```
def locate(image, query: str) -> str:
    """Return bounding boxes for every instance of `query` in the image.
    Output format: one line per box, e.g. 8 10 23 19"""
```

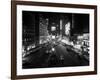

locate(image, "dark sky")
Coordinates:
73 14 89 34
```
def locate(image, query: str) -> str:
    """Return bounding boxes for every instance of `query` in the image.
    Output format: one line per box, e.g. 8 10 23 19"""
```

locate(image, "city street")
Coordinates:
23 42 89 69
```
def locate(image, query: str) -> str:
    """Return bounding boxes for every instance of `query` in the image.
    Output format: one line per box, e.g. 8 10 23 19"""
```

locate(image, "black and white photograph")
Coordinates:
22 11 90 69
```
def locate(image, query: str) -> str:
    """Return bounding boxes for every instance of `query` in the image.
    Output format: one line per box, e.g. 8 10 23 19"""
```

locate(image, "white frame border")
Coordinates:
17 5 95 75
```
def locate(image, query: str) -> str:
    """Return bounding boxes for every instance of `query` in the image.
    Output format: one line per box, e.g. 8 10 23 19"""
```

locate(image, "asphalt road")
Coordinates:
23 42 89 69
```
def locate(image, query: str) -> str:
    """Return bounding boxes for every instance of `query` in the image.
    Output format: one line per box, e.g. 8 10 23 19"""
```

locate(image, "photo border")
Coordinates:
11 1 97 80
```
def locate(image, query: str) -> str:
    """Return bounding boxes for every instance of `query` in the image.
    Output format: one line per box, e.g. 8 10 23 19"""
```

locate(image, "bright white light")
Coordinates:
32 45 35 48
61 39 69 45
27 47 30 51
52 48 55 51
51 26 56 31
65 22 70 35
77 36 83 39
52 35 55 39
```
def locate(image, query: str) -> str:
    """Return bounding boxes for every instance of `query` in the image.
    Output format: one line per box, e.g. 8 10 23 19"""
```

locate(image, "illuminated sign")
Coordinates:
51 26 56 31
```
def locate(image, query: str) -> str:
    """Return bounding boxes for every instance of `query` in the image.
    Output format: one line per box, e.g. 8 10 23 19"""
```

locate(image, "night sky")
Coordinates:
73 14 89 34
